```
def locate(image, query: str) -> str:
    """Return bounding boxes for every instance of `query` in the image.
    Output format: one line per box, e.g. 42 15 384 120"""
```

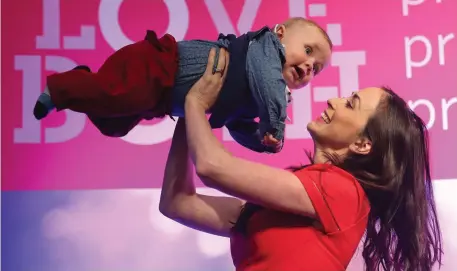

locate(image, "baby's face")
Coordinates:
276 24 332 90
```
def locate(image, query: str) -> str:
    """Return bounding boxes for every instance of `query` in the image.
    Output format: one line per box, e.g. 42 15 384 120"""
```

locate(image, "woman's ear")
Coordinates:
349 137 372 155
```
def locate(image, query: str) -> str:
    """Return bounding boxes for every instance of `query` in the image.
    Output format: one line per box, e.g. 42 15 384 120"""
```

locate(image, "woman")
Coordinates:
159 48 443 270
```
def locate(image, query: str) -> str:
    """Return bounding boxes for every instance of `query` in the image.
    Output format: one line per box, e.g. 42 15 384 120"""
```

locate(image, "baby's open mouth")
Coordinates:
294 66 304 80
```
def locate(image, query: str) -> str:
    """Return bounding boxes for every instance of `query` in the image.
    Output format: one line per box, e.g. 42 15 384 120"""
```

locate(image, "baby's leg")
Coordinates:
33 31 179 121
34 65 90 119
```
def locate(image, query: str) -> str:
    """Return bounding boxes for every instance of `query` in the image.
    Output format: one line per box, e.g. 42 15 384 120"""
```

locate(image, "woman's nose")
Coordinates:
327 98 336 109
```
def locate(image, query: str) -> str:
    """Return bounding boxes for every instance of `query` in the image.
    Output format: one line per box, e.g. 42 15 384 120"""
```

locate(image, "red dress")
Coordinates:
230 164 370 271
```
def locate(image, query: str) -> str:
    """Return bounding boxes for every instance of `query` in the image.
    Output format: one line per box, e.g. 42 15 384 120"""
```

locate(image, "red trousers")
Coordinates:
47 30 179 137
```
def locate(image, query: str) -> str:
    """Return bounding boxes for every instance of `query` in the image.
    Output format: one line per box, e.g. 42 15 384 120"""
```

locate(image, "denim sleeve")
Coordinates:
225 117 283 153
245 32 288 141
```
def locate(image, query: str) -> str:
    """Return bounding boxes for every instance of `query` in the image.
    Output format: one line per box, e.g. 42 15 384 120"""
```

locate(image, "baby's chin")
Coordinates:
284 77 297 89
286 81 307 90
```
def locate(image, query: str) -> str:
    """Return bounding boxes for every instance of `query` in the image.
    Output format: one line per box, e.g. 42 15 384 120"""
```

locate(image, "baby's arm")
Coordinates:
245 32 288 143
225 117 283 153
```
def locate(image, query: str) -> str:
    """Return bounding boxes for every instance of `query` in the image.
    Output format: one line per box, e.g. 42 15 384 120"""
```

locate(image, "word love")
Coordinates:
37 0 307 51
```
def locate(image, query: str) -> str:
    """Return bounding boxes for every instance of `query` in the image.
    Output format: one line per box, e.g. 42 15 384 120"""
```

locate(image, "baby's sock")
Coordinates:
33 85 55 120
33 65 91 120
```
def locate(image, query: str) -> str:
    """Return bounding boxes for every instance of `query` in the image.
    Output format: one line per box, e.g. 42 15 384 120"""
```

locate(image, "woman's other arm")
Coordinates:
159 118 244 237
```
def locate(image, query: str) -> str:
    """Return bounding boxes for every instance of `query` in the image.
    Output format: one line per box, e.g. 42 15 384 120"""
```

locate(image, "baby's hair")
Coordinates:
283 17 333 50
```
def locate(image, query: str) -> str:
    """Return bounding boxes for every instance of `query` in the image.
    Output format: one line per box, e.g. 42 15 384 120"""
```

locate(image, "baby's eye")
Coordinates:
305 46 313 55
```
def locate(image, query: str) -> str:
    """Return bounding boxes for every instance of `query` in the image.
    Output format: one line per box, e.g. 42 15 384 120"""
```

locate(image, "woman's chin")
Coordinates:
307 118 326 130
306 121 317 135
307 120 328 142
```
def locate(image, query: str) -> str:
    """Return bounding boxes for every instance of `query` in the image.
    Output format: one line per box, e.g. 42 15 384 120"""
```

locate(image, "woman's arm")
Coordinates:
185 48 317 218
159 118 244 237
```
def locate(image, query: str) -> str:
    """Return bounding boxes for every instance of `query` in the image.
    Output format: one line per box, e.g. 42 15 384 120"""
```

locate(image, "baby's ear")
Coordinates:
274 24 286 39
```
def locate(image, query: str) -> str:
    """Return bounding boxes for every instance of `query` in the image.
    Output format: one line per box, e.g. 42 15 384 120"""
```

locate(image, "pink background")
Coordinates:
2 0 456 191
2 1 457 270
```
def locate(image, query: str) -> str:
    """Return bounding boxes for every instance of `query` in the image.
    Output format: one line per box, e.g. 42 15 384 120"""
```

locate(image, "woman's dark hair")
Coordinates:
233 87 443 271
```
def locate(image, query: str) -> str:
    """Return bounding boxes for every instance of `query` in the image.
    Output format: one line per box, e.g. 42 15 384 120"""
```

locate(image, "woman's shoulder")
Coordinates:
293 164 370 233
293 164 366 200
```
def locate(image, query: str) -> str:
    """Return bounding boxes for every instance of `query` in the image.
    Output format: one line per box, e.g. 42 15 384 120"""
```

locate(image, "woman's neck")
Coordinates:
313 147 329 164
313 146 347 164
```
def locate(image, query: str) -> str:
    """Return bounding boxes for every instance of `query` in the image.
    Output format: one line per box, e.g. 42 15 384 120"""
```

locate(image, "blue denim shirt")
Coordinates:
171 28 288 153
245 31 287 146
223 30 287 153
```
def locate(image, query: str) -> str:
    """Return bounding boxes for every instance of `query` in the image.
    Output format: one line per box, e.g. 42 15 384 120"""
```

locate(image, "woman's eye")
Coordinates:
346 100 353 108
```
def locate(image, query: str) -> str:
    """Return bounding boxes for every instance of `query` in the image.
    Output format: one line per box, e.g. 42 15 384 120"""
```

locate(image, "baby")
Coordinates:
34 17 332 153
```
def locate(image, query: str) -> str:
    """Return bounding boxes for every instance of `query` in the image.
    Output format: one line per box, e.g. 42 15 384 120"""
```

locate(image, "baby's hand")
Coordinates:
262 133 283 153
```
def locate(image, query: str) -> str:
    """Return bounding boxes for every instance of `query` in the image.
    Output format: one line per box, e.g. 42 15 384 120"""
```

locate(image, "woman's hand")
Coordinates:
185 47 230 111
